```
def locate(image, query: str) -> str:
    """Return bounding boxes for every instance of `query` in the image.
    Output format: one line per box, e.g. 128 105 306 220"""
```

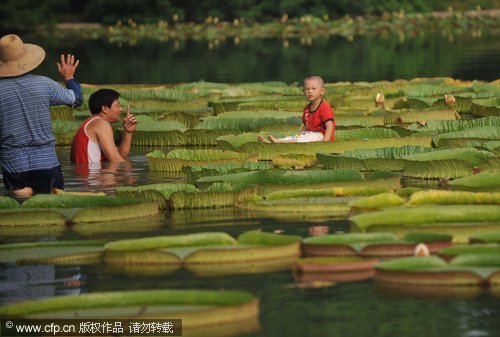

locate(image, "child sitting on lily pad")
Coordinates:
258 76 335 143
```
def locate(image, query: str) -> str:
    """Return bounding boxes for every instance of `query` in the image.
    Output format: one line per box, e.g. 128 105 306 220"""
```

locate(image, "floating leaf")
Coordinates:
351 205 500 231
105 232 236 251
384 109 459 125
349 192 405 209
0 240 106 263
449 172 500 192
402 159 474 179
402 148 495 166
0 196 20 209
0 289 259 331
408 190 500 205
432 126 500 148
237 230 302 245
0 209 67 227
72 202 160 223
440 244 500 257
116 183 199 209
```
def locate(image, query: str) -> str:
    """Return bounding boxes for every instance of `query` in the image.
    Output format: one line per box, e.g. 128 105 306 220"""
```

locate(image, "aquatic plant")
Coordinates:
449 171 500 191
105 232 236 251
407 190 500 205
146 149 254 171
375 255 500 286
0 240 106 264
351 205 500 230
349 192 406 209
302 232 451 257
20 194 161 223
0 289 260 333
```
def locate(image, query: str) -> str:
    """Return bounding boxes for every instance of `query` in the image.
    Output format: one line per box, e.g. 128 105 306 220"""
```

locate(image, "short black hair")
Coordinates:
88 88 120 115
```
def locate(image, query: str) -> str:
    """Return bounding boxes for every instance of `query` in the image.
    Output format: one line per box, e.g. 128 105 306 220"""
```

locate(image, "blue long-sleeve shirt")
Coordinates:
0 74 83 172
65 78 83 108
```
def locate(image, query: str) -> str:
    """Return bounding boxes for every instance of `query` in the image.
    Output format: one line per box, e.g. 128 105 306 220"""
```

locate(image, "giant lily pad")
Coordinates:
197 169 364 191
115 183 199 209
408 190 500 205
183 231 302 276
375 255 500 286
432 126 500 148
302 232 397 257
349 192 406 210
146 149 254 172
21 194 161 223
384 109 459 125
469 232 500 244
169 188 256 209
72 213 165 237
241 198 352 220
0 289 260 334
302 232 451 257
350 205 500 230
0 240 106 265
295 256 378 272
234 137 433 160
449 172 500 192
0 209 67 227
439 244 500 258
105 232 236 251
294 256 379 283
0 196 19 209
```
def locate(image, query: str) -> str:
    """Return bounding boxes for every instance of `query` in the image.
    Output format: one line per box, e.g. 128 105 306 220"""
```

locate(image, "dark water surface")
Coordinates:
30 33 500 84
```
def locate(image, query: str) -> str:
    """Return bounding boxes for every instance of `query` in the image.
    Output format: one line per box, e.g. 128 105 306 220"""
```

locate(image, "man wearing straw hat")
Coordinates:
0 34 83 199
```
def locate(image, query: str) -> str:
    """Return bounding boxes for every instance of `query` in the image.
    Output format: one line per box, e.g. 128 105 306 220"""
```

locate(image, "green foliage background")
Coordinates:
1 0 498 32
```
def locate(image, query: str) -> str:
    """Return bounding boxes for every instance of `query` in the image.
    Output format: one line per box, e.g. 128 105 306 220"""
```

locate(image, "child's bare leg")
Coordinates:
257 135 271 143
445 94 456 107
268 135 296 143
375 93 386 110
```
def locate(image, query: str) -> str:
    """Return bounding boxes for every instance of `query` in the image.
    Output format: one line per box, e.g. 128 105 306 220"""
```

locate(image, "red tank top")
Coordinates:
70 116 105 163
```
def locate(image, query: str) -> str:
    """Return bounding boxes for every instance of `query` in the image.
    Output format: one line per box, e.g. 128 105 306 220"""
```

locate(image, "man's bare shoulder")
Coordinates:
86 117 113 141
90 118 112 131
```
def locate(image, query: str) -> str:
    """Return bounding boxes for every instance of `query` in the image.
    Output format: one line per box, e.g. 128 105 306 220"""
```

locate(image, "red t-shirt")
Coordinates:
302 100 335 141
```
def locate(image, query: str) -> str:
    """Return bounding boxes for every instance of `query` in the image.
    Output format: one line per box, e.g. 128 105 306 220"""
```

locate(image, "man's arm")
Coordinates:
65 79 83 107
118 132 133 160
118 106 137 159
94 120 125 162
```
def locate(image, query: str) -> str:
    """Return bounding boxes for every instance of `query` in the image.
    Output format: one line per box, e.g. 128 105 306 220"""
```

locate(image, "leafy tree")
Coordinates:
0 0 68 33
0 0 498 32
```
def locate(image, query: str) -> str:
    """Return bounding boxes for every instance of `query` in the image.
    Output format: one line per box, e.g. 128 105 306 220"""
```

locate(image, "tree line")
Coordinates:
1 0 497 33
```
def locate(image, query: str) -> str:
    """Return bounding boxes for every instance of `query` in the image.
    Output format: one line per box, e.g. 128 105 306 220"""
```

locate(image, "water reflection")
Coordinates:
32 33 500 84
71 161 137 193
0 264 84 303
71 213 167 239
58 146 174 195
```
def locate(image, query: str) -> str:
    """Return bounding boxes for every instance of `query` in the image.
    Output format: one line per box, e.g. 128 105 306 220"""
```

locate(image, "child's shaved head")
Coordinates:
304 76 324 87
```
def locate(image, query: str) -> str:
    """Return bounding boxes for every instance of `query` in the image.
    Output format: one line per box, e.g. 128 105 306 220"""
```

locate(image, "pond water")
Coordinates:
30 33 500 84
2 147 500 337
1 32 500 337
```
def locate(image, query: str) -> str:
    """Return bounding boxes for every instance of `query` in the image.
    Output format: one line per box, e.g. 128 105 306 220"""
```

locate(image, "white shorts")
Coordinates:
278 131 324 143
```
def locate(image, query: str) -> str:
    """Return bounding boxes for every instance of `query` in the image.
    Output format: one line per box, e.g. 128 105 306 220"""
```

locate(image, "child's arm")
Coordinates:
323 120 334 141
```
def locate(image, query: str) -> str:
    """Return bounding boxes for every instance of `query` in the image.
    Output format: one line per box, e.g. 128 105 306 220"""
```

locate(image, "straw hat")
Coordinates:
0 34 45 77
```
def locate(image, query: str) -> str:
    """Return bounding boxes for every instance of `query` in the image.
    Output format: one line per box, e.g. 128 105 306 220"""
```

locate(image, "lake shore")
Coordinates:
40 8 500 42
